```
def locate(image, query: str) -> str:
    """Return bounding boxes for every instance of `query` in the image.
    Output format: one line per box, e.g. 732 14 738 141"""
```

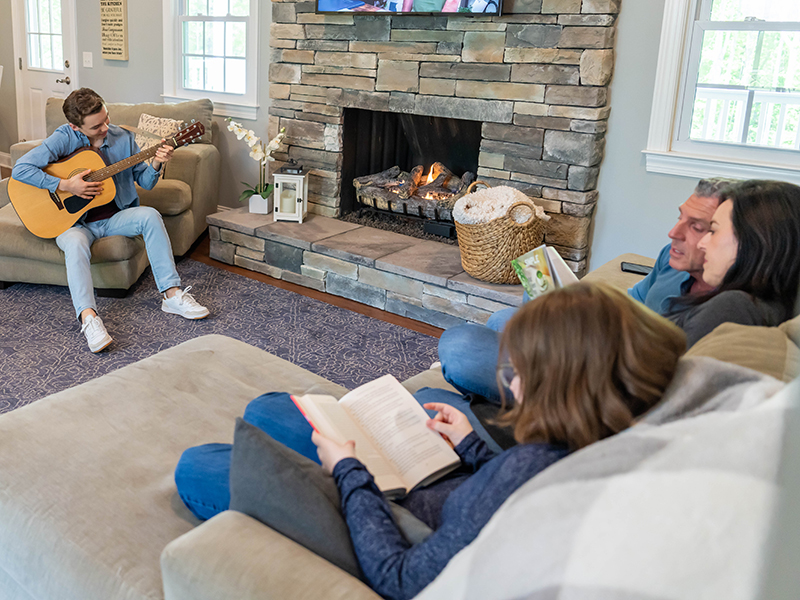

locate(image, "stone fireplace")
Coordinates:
267 0 619 275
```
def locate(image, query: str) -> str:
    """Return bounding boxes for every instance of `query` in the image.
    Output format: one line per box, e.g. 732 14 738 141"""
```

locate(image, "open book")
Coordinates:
291 375 460 498
512 244 579 299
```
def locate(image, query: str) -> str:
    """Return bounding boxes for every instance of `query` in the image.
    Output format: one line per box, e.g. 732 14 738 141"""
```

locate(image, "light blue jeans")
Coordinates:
55 206 181 319
437 305 519 404
174 387 502 521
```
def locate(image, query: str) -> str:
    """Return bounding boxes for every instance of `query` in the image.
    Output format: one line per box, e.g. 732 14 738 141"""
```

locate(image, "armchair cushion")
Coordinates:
138 179 192 216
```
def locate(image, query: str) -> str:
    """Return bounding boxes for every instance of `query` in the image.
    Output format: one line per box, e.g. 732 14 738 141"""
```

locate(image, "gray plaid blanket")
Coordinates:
417 357 792 600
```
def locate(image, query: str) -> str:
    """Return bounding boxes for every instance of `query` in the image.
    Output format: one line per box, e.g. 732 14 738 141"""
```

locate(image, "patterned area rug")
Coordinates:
0 259 439 414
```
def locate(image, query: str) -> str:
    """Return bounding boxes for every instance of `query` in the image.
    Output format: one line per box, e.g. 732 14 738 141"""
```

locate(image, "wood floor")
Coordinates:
188 233 444 339
1 166 10 179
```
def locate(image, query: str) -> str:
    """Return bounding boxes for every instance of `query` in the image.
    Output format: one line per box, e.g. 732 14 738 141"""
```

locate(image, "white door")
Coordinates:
11 0 77 141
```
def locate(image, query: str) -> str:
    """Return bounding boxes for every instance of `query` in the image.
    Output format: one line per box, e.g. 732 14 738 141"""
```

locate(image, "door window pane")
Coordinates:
38 0 51 34
28 34 41 68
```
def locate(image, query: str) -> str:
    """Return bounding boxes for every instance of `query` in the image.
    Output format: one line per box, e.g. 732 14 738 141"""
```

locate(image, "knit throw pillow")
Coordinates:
134 113 182 168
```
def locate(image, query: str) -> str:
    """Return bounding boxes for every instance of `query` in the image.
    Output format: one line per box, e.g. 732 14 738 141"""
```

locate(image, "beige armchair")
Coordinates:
0 98 220 295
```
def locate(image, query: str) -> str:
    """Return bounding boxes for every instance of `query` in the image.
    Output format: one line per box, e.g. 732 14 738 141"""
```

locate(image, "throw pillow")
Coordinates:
134 113 182 168
228 418 363 578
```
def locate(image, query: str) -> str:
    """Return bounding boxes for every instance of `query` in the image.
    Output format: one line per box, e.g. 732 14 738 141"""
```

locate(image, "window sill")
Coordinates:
643 150 800 186
162 95 258 120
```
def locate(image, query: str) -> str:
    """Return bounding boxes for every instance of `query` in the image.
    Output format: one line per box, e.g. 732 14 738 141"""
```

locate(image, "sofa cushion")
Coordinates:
45 98 215 144
138 179 192 216
229 418 363 578
686 318 800 383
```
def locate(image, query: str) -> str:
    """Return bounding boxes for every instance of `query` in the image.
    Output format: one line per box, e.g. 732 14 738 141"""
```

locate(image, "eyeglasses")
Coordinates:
496 363 517 389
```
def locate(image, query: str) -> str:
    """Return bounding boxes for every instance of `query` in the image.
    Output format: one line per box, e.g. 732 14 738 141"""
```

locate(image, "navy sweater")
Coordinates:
332 432 569 600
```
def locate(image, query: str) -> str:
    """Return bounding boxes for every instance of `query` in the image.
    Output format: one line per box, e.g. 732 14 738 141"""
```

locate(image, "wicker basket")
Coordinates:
454 182 547 284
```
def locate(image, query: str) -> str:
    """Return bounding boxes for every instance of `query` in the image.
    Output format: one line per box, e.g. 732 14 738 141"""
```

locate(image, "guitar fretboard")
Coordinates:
84 143 169 182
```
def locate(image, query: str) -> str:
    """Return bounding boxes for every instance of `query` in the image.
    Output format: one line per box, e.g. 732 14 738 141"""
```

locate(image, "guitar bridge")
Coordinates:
49 191 65 211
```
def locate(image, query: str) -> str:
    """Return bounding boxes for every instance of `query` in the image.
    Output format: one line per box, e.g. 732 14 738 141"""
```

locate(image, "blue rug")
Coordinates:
0 259 439 413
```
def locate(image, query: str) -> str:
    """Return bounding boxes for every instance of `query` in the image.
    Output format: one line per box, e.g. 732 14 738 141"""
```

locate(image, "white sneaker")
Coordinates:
81 315 113 353
161 286 210 320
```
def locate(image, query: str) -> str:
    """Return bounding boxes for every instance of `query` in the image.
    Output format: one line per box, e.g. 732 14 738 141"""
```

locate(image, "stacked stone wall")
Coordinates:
268 0 620 274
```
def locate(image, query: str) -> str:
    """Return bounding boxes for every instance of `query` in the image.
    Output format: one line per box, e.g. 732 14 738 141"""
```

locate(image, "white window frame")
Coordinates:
162 0 259 119
644 0 800 185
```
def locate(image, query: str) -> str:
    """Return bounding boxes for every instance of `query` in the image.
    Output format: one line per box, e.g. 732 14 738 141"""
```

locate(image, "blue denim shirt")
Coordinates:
11 123 161 212
628 243 694 315
333 432 570 600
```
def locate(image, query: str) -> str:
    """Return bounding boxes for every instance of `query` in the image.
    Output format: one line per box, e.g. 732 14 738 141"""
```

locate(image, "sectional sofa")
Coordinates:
0 261 796 600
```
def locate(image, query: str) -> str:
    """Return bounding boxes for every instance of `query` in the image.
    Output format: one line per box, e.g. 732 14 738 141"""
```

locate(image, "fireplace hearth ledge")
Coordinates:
207 208 523 328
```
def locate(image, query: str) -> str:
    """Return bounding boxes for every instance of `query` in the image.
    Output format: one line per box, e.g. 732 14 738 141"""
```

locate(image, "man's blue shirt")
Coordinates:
11 123 160 212
628 243 694 314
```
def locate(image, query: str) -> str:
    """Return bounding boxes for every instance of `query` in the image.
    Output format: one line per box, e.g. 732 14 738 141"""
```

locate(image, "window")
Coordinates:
163 0 259 119
645 0 800 184
26 0 63 70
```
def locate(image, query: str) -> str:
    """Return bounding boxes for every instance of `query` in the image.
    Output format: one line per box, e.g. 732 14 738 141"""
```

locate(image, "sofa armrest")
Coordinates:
164 143 221 240
583 252 655 290
11 140 43 165
161 510 379 600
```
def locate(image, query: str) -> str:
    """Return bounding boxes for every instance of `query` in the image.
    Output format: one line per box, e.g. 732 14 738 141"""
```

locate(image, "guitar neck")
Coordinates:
84 143 170 182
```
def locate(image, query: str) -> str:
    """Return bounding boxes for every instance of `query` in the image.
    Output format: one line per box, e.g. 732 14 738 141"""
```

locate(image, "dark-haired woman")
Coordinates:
175 283 685 600
668 180 800 348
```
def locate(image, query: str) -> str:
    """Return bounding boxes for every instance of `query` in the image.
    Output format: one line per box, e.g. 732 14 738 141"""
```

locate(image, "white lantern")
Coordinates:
273 168 309 223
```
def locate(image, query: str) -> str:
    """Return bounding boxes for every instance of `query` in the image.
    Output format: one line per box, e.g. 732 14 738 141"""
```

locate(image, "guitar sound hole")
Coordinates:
64 195 92 214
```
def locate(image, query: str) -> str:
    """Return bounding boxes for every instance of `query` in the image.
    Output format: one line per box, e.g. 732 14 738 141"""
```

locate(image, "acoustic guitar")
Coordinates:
7 121 205 239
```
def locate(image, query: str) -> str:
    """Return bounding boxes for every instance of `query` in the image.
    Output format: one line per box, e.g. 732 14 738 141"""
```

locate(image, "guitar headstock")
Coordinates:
170 121 206 147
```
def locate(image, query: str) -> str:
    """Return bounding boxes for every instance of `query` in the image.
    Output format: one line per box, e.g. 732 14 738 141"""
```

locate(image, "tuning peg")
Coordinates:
191 119 196 124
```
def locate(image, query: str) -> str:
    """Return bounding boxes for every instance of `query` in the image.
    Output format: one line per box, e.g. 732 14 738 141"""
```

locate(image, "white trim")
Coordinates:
216 204 233 212
162 95 258 120
646 0 695 152
0 152 12 169
643 150 800 185
162 0 259 119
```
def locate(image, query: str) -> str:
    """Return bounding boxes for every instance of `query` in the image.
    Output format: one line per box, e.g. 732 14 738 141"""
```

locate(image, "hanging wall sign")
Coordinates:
100 0 129 61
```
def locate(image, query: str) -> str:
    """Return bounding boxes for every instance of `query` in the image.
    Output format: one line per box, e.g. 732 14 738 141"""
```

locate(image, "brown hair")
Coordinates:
497 282 685 450
63 88 105 127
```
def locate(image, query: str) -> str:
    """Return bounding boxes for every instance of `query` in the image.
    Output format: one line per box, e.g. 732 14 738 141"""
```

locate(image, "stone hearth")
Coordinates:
208 208 523 328
267 0 619 276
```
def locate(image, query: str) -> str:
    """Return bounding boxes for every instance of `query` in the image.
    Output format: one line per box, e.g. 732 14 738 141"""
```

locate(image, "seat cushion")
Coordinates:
0 204 144 264
138 179 192 216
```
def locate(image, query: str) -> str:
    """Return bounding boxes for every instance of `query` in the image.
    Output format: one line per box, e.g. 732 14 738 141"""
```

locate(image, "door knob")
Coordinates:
56 77 71 84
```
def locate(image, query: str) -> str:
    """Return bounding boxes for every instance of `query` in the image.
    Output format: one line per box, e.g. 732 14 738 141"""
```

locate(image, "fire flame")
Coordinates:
425 166 435 184
425 193 434 200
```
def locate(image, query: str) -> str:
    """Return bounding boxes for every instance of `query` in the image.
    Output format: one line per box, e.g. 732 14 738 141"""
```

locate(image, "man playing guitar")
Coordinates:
12 88 209 353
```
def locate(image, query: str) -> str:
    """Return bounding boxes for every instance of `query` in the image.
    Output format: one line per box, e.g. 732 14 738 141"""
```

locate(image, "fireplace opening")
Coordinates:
340 109 482 240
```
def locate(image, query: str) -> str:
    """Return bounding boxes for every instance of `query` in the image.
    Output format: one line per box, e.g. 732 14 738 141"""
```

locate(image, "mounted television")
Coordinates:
317 0 501 16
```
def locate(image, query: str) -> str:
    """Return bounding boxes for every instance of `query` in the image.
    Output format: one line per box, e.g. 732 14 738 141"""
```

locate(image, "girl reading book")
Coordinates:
175 282 685 600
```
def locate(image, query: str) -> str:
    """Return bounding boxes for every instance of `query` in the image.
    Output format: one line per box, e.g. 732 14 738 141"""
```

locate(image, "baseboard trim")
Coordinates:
0 152 11 169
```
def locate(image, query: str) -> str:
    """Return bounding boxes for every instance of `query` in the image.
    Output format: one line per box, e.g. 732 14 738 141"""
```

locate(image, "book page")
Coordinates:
292 395 405 494
340 375 459 491
546 246 579 288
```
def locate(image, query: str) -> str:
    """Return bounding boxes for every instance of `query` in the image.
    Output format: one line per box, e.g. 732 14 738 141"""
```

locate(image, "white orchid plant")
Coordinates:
226 118 287 203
